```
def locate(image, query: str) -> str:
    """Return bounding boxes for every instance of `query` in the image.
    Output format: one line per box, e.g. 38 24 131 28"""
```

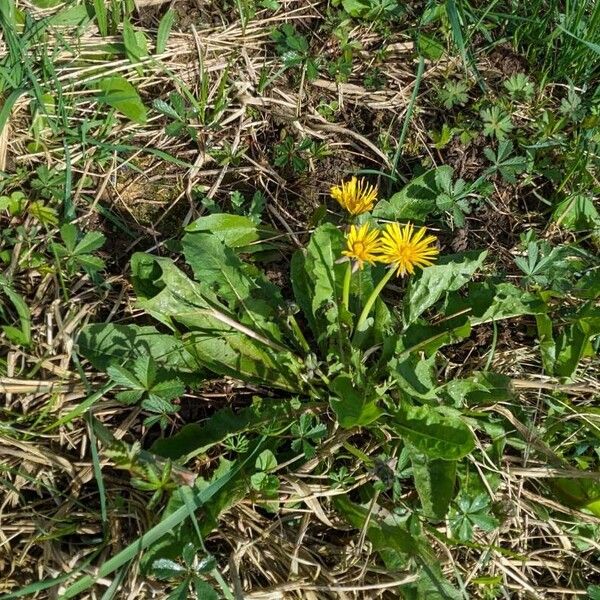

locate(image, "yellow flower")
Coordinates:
331 177 378 215
379 222 439 277
342 223 381 268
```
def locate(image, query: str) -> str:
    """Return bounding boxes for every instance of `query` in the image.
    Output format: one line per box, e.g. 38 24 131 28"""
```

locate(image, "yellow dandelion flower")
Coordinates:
379 222 439 277
342 223 381 268
331 177 378 215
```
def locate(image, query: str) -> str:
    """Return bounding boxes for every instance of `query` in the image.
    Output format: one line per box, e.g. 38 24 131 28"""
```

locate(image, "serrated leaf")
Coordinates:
151 558 187 580
107 364 144 389
60 223 78 252
373 167 453 222
183 331 300 392
185 214 261 248
73 231 106 256
255 449 277 472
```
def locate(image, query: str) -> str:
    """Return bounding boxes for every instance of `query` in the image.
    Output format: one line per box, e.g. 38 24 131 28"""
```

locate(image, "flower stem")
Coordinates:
342 261 352 312
355 267 395 333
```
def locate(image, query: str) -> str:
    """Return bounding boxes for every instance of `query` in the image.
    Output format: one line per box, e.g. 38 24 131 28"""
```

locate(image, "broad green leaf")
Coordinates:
94 0 108 36
439 372 513 406
409 447 456 520
60 223 78 252
185 214 261 248
183 331 301 392
95 76 147 124
329 374 382 428
551 478 600 518
373 166 453 222
130 253 224 330
182 232 254 306
123 18 148 65
553 195 600 232
77 323 198 375
305 223 345 316
555 308 600 378
444 282 547 325
392 404 475 460
404 250 487 324
535 313 556 375
290 250 319 338
255 449 277 472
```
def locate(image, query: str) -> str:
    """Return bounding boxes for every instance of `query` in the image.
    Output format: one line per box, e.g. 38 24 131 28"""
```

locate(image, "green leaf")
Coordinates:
106 364 144 390
29 201 58 226
93 0 108 36
553 195 600 232
77 323 198 376
60 223 78 252
156 9 175 54
123 18 148 64
181 232 253 306
373 167 453 222
0 275 31 347
185 214 261 248
290 250 319 339
194 581 219 600
74 231 106 256
305 223 345 315
409 447 456 520
255 449 277 472
392 404 475 460
404 250 487 324
329 374 382 428
183 331 300 392
151 558 186 580
555 309 600 379
95 76 147 124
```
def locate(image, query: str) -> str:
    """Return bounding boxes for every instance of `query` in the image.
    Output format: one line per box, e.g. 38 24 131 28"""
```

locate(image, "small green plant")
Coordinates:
151 543 220 600
483 140 528 183
503 73 535 101
273 134 329 173
50 223 106 279
107 355 185 430
438 80 469 109
449 493 498 541
337 0 403 21
271 24 319 81
480 106 514 140
154 93 198 140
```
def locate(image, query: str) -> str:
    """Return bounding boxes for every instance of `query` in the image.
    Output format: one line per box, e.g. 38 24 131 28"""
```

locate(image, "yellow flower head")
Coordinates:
342 223 381 268
331 177 378 215
379 222 439 277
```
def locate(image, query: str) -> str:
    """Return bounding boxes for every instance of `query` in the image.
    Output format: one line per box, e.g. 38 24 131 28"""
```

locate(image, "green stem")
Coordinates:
342 261 352 312
355 268 395 334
